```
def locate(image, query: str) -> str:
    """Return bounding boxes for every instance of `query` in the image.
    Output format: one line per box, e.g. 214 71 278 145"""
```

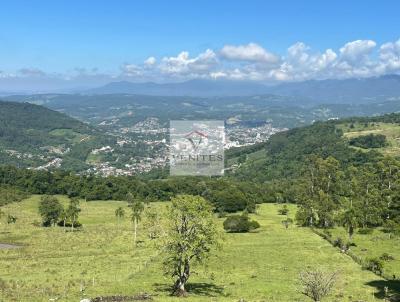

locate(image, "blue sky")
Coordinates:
0 0 399 90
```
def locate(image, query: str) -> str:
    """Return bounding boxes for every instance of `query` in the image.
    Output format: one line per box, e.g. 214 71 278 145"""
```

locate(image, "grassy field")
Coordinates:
338 122 400 156
328 226 400 278
0 197 392 301
49 129 90 144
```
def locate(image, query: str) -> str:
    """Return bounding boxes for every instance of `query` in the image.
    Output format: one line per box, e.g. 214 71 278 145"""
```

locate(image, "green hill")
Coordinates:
0 101 113 170
228 113 400 182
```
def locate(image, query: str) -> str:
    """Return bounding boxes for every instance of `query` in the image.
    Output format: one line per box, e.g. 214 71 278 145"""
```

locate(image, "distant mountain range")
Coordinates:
267 74 400 103
86 79 272 97
87 75 400 103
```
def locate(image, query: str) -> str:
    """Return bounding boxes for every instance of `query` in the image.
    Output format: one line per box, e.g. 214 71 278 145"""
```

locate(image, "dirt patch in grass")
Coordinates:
0 243 21 249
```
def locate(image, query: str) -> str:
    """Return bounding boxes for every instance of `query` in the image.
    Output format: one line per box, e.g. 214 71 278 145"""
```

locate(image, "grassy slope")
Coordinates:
338 121 400 156
328 226 400 278
0 198 387 302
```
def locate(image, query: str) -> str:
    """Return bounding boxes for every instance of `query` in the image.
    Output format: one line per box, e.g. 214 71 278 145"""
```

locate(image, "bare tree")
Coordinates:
299 269 338 302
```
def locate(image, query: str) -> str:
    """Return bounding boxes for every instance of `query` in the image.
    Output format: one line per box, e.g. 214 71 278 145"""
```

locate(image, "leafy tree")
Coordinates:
296 156 344 228
66 197 81 231
163 195 219 296
38 195 63 226
338 203 360 241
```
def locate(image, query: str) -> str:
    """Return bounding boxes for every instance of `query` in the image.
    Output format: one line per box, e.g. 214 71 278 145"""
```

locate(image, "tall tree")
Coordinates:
115 207 125 224
128 194 144 246
338 200 360 241
66 197 81 231
38 195 63 227
296 156 343 227
163 195 219 296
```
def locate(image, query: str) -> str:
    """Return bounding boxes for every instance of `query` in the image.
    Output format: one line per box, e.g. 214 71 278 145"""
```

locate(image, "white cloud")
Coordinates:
220 43 280 64
121 63 143 77
144 56 156 66
2 38 400 90
339 40 376 64
379 39 400 72
160 49 217 76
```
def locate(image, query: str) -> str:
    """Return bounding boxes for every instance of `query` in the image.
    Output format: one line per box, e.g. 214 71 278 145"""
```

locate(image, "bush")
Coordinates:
333 237 344 248
323 229 332 237
299 269 338 302
358 228 374 235
223 214 260 233
363 257 384 275
282 218 294 229
380 253 395 261
382 220 400 237
278 205 289 215
332 237 353 251
56 221 82 228
295 207 316 227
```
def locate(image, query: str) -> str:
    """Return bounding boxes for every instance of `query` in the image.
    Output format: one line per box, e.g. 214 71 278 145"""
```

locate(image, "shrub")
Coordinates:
282 218 294 229
382 220 399 237
278 205 289 215
323 229 332 237
333 237 344 248
295 207 316 227
249 220 261 230
223 214 260 233
299 269 338 302
245 200 257 214
363 258 384 275
56 221 82 228
380 253 395 261
358 228 374 235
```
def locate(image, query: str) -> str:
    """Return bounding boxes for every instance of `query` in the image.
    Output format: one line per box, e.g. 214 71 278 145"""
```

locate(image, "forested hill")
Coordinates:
229 112 400 182
0 101 112 170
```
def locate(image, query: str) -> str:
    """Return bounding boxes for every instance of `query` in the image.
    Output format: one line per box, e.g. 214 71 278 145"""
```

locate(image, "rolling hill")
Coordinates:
228 112 400 182
0 101 113 170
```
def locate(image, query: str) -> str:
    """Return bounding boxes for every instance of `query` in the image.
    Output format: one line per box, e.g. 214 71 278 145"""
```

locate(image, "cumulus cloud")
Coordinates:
339 40 376 64
379 39 400 72
144 56 156 66
2 38 400 91
220 43 280 64
159 49 217 76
